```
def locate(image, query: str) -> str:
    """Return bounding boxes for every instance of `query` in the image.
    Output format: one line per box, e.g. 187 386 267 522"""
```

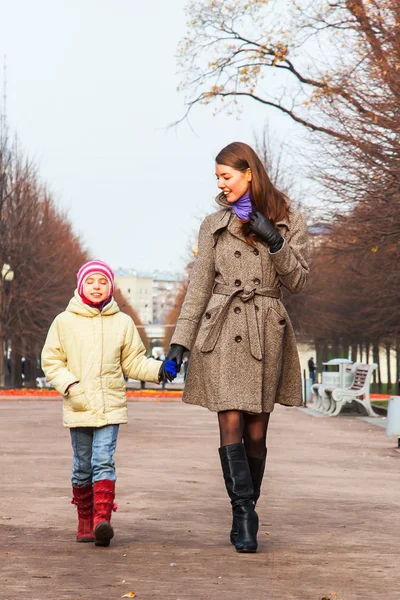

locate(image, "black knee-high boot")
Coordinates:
219 443 258 553
230 449 267 545
248 449 267 504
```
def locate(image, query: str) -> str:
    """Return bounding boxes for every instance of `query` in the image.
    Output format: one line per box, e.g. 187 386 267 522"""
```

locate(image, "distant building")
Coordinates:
152 271 185 324
114 269 184 324
114 269 153 324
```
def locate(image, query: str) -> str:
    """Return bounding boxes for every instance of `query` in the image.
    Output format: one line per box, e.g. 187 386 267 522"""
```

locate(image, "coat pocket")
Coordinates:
105 376 126 410
195 304 224 352
264 308 287 361
262 308 287 399
268 308 287 331
66 382 89 412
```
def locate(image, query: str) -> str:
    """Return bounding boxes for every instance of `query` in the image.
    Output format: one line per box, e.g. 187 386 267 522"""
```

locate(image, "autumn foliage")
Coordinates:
0 138 147 387
178 1 400 389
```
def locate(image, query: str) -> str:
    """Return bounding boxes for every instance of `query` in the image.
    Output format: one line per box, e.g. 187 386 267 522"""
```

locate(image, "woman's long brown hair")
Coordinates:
215 141 290 242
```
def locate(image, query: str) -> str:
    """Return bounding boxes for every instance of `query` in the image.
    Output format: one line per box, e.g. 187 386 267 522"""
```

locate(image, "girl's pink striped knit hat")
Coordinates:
77 260 114 297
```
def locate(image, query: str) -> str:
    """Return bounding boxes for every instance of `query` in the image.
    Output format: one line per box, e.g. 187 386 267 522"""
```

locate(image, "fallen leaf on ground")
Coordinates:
265 531 270 536
121 593 136 598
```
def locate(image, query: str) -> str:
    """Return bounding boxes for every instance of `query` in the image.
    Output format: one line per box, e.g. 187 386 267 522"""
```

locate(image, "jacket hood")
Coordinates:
66 289 120 317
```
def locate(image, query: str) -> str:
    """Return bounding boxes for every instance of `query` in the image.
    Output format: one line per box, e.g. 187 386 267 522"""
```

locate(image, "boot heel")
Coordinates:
94 521 114 547
233 504 258 553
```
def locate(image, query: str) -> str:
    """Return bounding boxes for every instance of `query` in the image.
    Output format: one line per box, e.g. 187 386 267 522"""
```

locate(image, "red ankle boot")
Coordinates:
71 484 95 543
93 479 117 547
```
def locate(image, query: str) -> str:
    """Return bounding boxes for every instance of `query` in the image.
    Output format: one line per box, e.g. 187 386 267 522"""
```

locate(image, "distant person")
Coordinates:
166 142 309 553
41 260 176 547
308 357 316 384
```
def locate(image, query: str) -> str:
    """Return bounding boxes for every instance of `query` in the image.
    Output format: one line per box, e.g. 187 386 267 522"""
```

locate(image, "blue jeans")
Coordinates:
70 425 119 487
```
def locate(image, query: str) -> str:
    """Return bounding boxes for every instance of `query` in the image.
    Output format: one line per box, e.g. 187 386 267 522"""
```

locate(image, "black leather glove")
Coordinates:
165 344 187 373
248 211 284 253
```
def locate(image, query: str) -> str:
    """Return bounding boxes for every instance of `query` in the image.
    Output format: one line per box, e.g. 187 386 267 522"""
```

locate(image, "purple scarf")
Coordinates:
231 191 252 221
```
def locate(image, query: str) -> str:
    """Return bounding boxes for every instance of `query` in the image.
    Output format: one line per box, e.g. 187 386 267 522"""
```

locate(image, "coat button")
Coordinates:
205 312 211 319
235 279 241 286
255 305 259 312
234 307 241 314
235 335 242 343
279 318 286 325
234 251 241 258
254 278 261 285
253 248 259 256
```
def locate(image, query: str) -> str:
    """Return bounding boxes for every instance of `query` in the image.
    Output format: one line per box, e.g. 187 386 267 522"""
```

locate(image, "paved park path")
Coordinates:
0 400 399 600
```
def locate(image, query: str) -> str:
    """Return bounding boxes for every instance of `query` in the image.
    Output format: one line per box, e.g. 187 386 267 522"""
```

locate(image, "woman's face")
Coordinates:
83 273 110 303
216 163 251 203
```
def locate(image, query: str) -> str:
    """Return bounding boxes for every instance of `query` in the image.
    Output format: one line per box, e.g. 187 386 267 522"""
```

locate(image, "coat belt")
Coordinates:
201 283 282 361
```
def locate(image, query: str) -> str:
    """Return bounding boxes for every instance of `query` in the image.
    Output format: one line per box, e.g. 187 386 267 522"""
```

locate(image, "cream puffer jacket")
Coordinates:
41 291 161 428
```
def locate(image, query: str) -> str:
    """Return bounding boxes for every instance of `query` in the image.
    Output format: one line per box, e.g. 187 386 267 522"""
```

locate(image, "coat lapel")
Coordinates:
227 214 249 244
209 209 232 247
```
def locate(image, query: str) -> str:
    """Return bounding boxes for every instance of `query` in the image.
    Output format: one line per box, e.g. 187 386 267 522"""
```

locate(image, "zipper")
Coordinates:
99 312 105 409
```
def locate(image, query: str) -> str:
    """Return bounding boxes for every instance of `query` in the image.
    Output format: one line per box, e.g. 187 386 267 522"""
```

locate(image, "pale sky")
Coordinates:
0 0 305 273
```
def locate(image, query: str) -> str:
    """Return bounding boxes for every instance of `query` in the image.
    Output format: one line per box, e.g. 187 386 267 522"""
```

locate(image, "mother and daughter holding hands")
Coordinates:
42 141 309 553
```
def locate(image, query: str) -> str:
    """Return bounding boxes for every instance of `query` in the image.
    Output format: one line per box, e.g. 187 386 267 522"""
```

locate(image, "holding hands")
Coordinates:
248 211 284 253
158 343 189 383
158 359 178 383
165 344 187 372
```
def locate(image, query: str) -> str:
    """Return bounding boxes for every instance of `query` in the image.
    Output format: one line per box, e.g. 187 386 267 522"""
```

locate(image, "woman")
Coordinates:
166 142 309 553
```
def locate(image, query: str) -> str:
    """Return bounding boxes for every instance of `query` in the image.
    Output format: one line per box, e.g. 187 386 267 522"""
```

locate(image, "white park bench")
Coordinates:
329 363 378 417
311 361 359 414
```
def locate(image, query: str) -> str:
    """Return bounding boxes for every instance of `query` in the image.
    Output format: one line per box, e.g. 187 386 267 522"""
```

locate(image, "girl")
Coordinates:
166 142 309 553
42 260 176 547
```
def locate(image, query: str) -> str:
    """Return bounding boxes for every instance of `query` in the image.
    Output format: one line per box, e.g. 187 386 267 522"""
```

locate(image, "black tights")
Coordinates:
218 410 270 458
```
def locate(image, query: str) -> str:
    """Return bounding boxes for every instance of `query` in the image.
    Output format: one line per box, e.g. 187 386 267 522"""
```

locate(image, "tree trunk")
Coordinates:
372 343 382 393
342 341 350 360
351 344 358 363
365 341 370 364
0 338 4 388
24 355 37 388
332 337 339 359
396 336 400 395
358 343 363 363
11 340 23 388
315 343 322 383
386 343 392 393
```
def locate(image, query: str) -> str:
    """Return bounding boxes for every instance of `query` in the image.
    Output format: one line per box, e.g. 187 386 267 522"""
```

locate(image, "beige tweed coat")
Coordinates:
171 198 309 414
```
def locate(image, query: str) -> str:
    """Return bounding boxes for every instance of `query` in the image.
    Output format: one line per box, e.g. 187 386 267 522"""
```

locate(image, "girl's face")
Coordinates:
83 273 110 303
216 163 251 203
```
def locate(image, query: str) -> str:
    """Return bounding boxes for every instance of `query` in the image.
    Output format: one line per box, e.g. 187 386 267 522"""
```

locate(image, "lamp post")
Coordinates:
0 263 14 387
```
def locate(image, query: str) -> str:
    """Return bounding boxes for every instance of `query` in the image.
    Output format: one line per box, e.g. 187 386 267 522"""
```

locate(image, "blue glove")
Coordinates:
158 359 177 382
164 359 177 378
